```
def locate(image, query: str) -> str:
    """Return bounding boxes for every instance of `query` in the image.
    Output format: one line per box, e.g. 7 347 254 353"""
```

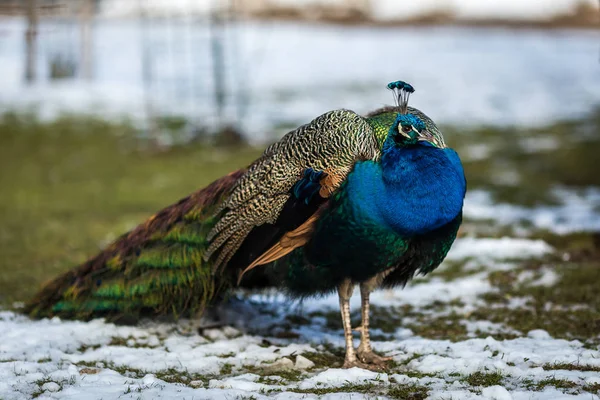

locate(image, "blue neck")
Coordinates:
346 143 466 236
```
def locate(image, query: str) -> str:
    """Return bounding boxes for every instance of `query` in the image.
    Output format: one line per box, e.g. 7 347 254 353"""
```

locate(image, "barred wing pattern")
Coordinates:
205 109 380 270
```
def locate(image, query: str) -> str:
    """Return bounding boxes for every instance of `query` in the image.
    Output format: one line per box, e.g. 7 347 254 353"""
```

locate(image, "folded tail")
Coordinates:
25 170 245 323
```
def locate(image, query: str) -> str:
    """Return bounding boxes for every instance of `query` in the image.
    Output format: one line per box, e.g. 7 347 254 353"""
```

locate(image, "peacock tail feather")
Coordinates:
25 170 245 322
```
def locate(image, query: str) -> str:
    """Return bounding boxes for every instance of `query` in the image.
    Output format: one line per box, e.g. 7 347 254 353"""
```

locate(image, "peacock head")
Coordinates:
384 80 445 150
390 113 426 146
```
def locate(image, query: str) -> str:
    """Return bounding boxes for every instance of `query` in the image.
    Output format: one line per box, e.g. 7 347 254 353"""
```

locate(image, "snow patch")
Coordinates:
298 367 387 389
447 237 553 262
465 188 600 234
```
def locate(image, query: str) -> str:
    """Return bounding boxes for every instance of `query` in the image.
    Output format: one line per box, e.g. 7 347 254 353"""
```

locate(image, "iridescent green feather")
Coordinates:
366 106 446 149
366 111 399 147
26 171 242 321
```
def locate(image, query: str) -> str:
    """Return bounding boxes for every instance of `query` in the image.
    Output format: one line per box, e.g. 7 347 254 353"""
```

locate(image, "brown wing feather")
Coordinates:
236 166 343 284
236 212 321 284
319 168 347 198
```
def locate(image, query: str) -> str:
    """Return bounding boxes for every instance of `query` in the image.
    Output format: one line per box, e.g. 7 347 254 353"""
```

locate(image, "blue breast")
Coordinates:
346 144 466 236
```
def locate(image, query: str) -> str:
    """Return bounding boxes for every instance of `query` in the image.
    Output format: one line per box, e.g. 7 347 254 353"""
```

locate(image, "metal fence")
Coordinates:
5 0 247 140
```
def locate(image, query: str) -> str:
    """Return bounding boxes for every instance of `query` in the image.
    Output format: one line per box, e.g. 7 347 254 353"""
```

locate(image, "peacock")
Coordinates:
26 81 466 369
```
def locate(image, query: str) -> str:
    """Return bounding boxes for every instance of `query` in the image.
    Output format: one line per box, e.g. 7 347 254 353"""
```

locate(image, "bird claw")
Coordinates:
357 349 393 366
342 359 383 371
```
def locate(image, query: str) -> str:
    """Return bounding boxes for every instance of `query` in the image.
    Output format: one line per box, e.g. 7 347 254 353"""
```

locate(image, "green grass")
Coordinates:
446 108 600 206
474 247 600 345
464 371 504 387
288 381 429 399
0 113 262 305
74 360 218 387
299 350 344 369
542 362 600 372
533 377 578 391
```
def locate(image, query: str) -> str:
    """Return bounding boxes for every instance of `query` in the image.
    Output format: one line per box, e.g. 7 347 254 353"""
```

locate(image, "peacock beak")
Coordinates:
418 129 445 148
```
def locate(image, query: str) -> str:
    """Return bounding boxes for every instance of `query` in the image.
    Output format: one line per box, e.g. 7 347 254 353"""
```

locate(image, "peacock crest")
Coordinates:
387 80 415 114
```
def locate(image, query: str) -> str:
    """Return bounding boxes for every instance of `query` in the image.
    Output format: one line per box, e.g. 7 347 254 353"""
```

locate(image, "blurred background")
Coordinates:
0 0 599 306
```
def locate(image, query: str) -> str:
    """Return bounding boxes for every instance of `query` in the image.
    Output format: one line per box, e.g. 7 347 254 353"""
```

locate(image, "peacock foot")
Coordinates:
342 358 383 371
357 349 392 366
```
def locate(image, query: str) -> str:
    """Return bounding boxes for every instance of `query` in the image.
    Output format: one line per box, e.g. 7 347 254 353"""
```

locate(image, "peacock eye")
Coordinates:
401 125 412 133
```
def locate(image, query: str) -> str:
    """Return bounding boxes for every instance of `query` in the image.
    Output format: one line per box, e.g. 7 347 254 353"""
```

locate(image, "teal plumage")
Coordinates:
26 81 465 370
246 114 465 296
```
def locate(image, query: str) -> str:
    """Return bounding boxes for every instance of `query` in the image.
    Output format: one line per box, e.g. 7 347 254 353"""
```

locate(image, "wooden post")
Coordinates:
138 0 159 147
229 0 246 123
210 0 226 130
25 0 38 84
80 0 94 80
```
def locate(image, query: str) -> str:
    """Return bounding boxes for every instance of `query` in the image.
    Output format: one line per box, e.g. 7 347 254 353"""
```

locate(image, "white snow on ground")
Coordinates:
446 237 553 262
517 268 560 288
464 188 600 234
1 306 599 399
3 236 599 399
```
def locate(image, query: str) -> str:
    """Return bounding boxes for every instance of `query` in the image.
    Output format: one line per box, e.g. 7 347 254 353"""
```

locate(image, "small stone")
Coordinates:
79 368 99 374
527 329 551 340
203 329 226 341
294 355 315 370
189 380 204 388
11 301 25 309
481 385 512 400
222 326 241 338
147 335 160 347
42 382 60 392
265 357 294 371
142 374 156 385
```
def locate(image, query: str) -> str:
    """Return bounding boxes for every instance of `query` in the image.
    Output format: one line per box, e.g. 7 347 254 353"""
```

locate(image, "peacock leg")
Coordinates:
355 276 392 366
338 279 371 369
